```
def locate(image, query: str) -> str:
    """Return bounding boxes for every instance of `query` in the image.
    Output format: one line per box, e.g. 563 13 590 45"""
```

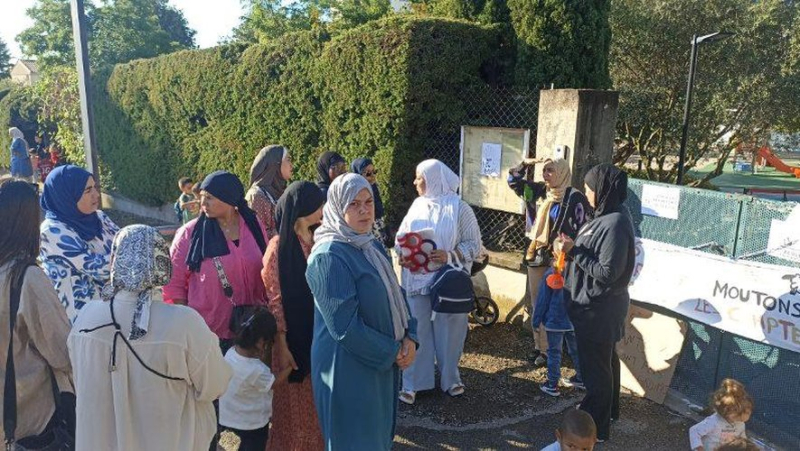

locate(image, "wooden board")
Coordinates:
617 304 688 404
460 126 530 214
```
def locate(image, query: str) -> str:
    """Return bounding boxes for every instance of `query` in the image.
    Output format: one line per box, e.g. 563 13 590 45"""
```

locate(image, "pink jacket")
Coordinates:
163 215 268 339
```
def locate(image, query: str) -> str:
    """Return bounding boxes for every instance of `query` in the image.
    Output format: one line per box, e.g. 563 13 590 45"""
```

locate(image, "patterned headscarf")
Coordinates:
106 225 172 340
313 173 409 340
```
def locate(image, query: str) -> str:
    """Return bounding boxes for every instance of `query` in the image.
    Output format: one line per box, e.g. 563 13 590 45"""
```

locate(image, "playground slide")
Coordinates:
757 147 800 178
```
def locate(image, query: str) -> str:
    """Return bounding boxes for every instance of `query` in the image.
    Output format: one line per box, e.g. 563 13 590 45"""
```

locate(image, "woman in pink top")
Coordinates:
164 171 268 351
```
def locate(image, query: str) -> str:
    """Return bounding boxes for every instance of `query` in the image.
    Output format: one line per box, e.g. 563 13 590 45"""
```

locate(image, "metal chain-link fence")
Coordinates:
626 179 800 449
423 85 540 253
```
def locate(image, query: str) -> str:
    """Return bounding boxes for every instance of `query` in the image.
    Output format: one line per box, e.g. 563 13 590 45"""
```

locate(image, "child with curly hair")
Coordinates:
689 379 754 451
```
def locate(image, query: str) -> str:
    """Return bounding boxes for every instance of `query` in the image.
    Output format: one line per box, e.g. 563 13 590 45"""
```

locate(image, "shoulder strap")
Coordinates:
4 267 28 447
212 257 235 303
549 187 576 241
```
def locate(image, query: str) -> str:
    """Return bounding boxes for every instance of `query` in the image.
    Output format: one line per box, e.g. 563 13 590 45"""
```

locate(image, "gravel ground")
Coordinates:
222 322 693 450
394 322 693 450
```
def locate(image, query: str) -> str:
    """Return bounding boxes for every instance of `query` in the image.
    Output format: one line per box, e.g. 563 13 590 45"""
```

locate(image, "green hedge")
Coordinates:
92 17 502 222
509 0 611 89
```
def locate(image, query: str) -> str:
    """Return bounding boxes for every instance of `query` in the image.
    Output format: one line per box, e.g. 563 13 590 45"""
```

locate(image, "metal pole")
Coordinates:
677 35 699 185
70 0 100 187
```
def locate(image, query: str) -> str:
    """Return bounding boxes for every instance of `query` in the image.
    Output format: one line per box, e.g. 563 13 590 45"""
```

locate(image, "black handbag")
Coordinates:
212 257 259 335
4 267 75 451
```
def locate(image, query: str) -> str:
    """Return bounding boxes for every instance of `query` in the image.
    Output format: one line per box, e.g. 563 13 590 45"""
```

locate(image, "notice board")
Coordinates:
460 126 531 214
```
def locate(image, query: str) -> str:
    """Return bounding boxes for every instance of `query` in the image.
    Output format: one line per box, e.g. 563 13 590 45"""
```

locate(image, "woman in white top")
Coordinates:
396 159 482 404
68 225 232 451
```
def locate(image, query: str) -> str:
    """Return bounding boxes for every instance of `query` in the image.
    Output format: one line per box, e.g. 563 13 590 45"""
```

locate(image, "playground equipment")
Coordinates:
756 146 800 178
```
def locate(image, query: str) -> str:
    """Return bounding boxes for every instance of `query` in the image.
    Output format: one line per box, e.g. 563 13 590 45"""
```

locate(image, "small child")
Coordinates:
175 177 199 224
533 267 583 397
541 408 597 451
219 307 291 451
38 146 55 182
689 378 753 451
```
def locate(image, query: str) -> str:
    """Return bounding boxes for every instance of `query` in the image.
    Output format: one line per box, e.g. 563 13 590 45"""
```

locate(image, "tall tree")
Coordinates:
508 0 611 89
611 0 800 184
233 0 319 44
17 0 84 68
0 38 11 77
17 0 195 69
322 0 392 29
155 0 197 48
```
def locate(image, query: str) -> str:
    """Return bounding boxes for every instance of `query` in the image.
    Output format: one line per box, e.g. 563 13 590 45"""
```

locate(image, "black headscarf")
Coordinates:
350 157 384 219
584 164 628 218
275 181 326 382
316 151 346 197
186 171 267 272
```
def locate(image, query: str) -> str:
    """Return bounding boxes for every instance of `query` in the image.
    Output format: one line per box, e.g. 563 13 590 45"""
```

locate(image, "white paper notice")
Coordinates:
480 142 502 177
767 206 800 263
640 184 681 220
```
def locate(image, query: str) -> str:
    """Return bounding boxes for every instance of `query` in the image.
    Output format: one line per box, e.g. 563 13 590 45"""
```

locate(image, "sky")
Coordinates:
1 0 246 60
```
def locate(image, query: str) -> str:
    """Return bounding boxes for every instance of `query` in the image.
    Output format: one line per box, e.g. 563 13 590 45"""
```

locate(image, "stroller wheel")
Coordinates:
471 296 499 326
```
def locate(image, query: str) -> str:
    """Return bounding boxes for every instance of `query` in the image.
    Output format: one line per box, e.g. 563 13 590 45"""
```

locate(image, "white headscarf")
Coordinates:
8 127 24 141
313 173 410 341
397 159 462 294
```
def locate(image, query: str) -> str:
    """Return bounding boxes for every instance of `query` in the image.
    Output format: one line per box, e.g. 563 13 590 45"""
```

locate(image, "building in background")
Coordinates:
10 60 40 86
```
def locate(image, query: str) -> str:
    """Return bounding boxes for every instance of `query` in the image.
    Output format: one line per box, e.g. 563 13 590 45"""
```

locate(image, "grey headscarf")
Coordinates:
105 225 172 340
249 145 288 201
313 173 410 340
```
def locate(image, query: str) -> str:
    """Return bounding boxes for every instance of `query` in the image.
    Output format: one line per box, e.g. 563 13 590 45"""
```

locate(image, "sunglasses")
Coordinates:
363 169 379 177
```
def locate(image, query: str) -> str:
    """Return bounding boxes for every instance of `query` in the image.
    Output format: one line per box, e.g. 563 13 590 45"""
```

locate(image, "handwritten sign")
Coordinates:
480 142 502 177
630 238 800 353
640 184 681 220
618 305 687 404
767 205 800 263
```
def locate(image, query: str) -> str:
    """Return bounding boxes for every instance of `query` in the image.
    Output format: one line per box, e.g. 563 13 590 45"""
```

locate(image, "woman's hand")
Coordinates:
398 257 415 268
396 338 417 370
554 233 574 255
274 333 298 373
429 249 449 264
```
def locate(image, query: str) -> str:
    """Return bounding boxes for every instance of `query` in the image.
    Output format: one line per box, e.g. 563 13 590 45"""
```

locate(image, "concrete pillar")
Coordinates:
533 89 619 188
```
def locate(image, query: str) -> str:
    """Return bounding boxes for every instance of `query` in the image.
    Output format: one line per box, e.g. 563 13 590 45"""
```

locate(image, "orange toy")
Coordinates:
546 250 566 289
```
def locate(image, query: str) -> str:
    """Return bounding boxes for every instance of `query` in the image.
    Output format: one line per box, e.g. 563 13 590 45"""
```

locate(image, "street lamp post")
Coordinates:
70 0 101 192
676 32 733 185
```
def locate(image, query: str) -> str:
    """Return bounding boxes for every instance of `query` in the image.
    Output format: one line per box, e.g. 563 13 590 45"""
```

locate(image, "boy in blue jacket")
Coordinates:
533 267 584 397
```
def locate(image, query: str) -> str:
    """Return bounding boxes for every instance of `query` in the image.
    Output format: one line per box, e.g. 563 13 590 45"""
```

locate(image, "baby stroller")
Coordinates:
469 251 499 327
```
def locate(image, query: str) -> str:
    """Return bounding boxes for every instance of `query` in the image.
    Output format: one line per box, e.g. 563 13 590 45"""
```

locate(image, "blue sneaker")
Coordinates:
540 382 561 397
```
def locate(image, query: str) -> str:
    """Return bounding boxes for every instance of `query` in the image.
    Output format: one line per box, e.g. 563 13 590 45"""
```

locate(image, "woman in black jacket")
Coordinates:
555 163 635 442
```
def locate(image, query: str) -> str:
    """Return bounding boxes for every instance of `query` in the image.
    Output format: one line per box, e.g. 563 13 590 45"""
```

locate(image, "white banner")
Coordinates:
630 239 800 353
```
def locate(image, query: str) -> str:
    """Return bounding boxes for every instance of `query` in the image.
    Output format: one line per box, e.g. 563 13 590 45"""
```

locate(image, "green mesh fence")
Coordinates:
626 179 742 257
736 198 799 266
625 179 800 449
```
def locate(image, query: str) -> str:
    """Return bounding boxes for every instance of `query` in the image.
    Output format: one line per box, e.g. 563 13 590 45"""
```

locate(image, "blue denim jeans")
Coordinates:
545 330 582 385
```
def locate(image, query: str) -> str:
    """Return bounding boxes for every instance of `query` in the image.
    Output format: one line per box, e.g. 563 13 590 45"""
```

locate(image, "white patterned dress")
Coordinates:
40 211 120 322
